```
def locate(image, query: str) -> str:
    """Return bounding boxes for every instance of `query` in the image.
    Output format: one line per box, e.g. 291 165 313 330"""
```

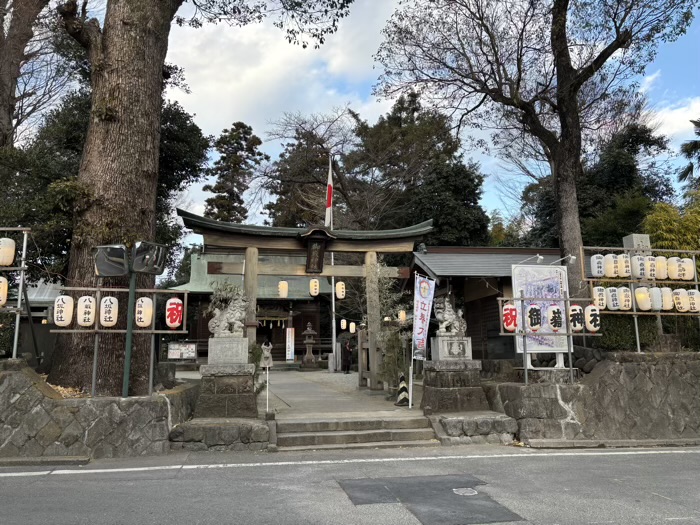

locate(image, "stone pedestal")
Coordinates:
195 337 257 418
421 359 489 413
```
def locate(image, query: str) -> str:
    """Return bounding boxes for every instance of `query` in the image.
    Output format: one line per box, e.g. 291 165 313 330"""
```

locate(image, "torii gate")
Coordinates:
177 209 433 389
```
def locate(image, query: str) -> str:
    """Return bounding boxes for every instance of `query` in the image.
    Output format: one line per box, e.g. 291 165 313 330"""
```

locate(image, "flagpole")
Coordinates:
327 154 338 372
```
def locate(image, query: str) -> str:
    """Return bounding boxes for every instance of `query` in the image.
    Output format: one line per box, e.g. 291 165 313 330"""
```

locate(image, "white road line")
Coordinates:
2 449 700 479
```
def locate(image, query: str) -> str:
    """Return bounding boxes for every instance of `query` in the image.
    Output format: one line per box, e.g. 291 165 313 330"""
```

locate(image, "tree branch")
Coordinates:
57 0 102 54
572 29 632 91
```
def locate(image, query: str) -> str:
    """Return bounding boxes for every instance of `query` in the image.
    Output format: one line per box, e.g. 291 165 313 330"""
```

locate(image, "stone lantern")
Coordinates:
302 322 317 366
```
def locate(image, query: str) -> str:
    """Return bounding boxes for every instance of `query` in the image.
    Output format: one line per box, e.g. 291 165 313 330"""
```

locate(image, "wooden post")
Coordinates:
244 247 258 344
365 251 382 390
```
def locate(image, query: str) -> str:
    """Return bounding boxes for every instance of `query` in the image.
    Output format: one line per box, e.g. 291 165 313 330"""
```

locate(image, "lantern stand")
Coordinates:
563 291 575 385
0 228 30 359
91 285 102 397
148 290 157 396
518 290 529 385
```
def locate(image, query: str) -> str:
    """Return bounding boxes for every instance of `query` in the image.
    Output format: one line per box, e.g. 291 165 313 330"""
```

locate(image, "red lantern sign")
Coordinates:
165 297 183 329
502 303 518 332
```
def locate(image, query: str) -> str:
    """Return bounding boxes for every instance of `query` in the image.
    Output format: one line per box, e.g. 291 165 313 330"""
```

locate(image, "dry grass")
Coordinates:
39 374 88 398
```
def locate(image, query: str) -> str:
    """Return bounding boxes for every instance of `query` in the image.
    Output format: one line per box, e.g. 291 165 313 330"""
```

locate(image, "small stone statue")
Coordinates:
260 339 274 368
206 282 248 338
434 296 467 337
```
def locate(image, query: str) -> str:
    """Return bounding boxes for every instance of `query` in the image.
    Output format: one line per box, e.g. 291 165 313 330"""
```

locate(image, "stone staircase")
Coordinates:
274 414 439 451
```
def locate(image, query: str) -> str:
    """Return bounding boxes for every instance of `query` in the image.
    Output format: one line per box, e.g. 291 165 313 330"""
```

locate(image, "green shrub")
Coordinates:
591 314 658 351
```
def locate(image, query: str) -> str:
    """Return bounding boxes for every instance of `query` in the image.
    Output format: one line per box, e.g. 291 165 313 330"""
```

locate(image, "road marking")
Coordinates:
2 449 700 479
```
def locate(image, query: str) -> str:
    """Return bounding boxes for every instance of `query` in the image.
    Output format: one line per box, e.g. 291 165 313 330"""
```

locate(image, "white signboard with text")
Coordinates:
168 342 197 360
286 328 295 362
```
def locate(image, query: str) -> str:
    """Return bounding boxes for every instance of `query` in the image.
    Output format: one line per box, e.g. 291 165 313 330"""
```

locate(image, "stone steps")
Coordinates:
431 410 518 446
169 418 270 452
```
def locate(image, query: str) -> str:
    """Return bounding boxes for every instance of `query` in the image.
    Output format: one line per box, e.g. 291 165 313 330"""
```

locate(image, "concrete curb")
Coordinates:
0 456 91 467
526 438 700 449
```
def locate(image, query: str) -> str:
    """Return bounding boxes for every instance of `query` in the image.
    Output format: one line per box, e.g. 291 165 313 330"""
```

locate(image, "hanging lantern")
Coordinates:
349 322 356 334
590 254 605 278
53 295 74 327
655 256 668 280
631 255 646 279
340 319 347 330
278 280 289 299
502 303 518 332
673 289 690 312
547 304 563 332
584 305 601 332
100 296 118 327
634 287 651 311
76 296 96 327
618 254 631 278
603 254 618 278
398 310 406 323
309 278 320 297
667 257 681 280
688 290 700 313
649 287 663 311
661 287 674 310
617 287 632 310
335 281 346 300
605 287 620 311
679 258 695 281
0 277 7 307
644 256 657 280
135 297 153 328
525 303 542 332
568 304 584 332
0 238 15 266
591 286 606 309
165 297 184 329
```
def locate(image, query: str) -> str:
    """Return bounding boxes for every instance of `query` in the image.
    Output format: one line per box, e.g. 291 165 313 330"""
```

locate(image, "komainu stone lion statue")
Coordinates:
206 283 248 338
433 296 467 337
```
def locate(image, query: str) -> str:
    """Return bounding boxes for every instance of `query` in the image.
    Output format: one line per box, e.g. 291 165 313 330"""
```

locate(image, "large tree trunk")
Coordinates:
0 0 49 147
49 0 181 395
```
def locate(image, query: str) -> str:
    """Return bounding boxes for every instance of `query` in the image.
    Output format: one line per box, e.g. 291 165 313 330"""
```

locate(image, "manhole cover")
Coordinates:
453 488 478 496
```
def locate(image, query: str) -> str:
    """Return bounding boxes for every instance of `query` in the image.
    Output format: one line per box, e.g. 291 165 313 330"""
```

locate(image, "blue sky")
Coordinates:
167 1 700 227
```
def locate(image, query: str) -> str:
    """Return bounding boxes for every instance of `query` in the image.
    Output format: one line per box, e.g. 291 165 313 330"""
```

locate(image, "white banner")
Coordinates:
286 328 295 362
412 274 436 360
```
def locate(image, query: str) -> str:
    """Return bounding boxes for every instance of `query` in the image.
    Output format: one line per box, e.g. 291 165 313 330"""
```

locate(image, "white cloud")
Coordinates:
652 97 700 146
640 70 661 94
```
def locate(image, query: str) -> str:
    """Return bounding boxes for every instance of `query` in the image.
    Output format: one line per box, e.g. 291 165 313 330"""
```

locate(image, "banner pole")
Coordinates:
408 359 414 409
266 366 269 413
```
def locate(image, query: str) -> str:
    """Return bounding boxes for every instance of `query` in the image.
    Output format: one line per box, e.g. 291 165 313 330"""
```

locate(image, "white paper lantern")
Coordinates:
603 254 619 278
53 295 74 327
309 278 320 297
547 304 563 332
340 319 347 330
584 305 601 332
687 290 700 313
503 303 518 332
605 288 620 311
165 297 183 329
100 296 118 327
649 287 663 311
135 297 153 328
592 286 606 309
590 254 605 278
661 287 674 310
0 277 7 306
679 258 695 281
349 322 356 334
335 281 346 300
0 238 15 266
655 256 668 280
76 296 96 327
278 280 288 299
617 287 632 311
398 310 406 323
618 254 631 278
568 304 584 332
525 304 542 332
673 289 690 312
631 255 646 279
634 287 651 311
667 257 681 280
644 256 657 280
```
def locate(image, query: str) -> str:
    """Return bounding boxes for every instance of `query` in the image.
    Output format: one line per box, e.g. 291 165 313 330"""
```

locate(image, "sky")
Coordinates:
165 0 700 229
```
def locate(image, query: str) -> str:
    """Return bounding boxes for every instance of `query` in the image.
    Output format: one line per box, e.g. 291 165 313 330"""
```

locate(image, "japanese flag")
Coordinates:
325 156 333 228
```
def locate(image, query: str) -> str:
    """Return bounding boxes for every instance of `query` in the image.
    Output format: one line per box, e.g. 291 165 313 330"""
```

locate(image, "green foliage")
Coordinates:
591 315 659 351
678 118 700 190
0 313 13 357
248 343 267 395
203 122 268 223
642 196 700 251
378 329 409 388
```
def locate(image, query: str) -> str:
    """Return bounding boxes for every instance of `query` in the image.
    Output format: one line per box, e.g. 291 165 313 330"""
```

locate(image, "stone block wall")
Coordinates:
0 359 198 459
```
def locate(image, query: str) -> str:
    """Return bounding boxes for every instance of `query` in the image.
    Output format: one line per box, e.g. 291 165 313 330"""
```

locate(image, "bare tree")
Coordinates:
376 0 697 291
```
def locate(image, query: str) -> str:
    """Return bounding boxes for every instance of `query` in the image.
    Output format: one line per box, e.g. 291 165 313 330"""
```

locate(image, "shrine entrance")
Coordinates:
175 208 432 391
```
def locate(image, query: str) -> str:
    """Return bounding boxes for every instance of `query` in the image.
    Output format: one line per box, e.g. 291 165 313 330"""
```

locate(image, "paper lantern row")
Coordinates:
53 295 184 328
0 238 15 266
502 303 600 333
591 286 700 313
590 254 695 281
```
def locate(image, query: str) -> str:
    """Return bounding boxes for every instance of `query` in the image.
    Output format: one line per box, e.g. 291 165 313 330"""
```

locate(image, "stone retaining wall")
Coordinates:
0 360 199 458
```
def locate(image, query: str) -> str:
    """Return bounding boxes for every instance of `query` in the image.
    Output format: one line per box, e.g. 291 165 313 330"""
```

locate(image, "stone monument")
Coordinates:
422 296 488 413
301 323 319 369
195 283 258 418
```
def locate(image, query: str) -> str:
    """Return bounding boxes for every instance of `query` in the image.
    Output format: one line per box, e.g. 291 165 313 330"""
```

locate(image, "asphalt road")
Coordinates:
2 445 700 525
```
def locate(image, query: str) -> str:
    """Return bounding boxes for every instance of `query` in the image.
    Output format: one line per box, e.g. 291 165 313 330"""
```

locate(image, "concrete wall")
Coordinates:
0 360 199 459
485 353 700 445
